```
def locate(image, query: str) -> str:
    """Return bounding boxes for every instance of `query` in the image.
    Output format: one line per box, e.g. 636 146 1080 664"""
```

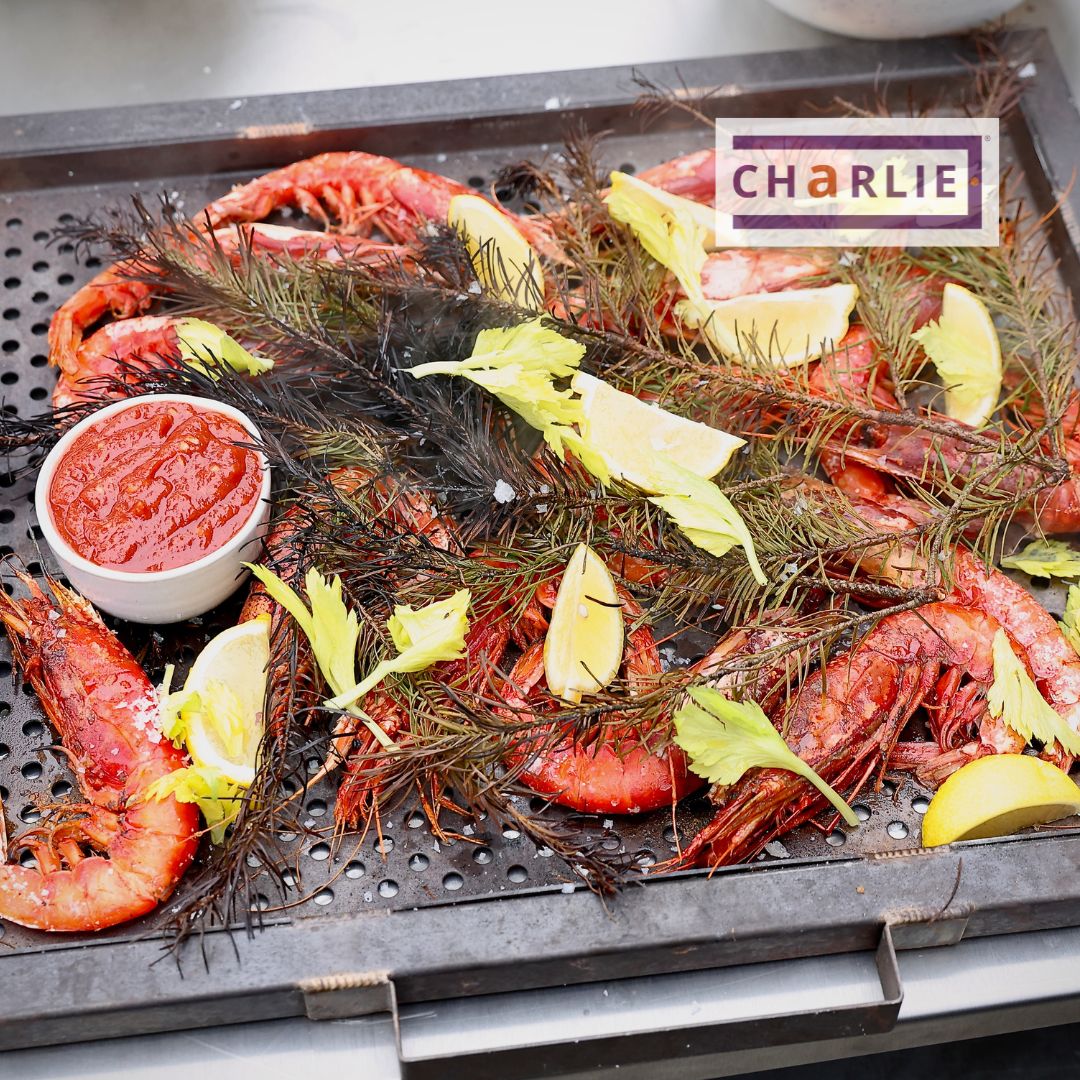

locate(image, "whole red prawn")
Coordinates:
833 485 1080 779
47 151 553 402
677 602 1015 869
49 224 410 409
500 587 703 814
0 573 198 930
808 317 1080 535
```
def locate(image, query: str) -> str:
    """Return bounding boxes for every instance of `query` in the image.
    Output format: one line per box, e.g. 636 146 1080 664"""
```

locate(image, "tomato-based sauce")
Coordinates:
50 399 263 573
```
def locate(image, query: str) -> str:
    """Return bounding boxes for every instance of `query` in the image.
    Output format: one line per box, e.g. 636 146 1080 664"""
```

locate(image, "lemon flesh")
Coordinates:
690 283 858 367
609 170 719 248
544 544 624 704
573 372 744 493
938 282 1002 429
921 754 1080 847
183 617 270 786
447 193 545 309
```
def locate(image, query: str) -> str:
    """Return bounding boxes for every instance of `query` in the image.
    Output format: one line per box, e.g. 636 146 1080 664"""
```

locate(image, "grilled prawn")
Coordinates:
808 297 1080 536
0 573 198 931
836 486 1080 779
501 589 703 815
501 573 807 816
679 603 1017 869
50 224 408 408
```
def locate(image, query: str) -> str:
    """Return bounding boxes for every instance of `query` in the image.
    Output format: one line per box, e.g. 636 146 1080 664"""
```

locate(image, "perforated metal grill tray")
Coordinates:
2 30 1080 1062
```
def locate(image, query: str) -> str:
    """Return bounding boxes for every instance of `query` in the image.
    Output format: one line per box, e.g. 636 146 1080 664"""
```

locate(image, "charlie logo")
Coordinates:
714 118 999 247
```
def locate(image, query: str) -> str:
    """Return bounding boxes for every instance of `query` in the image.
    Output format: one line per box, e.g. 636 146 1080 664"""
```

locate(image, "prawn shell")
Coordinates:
0 574 199 931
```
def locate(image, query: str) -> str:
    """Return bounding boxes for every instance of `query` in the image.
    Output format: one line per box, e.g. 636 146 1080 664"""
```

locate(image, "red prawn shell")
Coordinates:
0 576 198 930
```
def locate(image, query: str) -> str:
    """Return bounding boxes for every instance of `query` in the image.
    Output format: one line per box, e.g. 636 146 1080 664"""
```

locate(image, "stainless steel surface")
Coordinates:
397 950 887 1060
7 925 1080 1079
0 0 1078 115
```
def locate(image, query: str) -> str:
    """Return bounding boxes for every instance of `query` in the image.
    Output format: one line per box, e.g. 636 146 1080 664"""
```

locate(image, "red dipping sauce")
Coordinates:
49 399 264 573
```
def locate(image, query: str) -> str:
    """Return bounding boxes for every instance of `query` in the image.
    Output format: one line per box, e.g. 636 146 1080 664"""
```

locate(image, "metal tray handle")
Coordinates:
391 926 903 1080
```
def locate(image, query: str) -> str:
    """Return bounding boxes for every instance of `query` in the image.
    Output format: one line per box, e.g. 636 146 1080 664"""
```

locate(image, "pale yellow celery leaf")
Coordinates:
605 170 719 246
1001 540 1080 580
146 765 244 844
304 568 362 699
408 319 586 440
559 428 612 486
328 590 472 710
987 629 1080 756
1061 586 1080 657
646 455 766 586
671 296 713 335
177 318 274 377
245 563 315 639
604 172 708 305
244 564 359 700
386 588 471 666
158 685 201 744
912 316 990 386
674 686 858 827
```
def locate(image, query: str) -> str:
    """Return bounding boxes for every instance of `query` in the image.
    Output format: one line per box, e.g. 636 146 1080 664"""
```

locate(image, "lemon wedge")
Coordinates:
921 754 1080 847
573 372 744 492
912 282 1002 429
182 616 270 786
544 543 624 704
447 193 545 309
608 170 719 248
685 283 858 367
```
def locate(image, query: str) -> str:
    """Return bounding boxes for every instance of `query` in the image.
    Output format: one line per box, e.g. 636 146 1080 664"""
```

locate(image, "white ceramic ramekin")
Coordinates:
35 394 272 624
765 0 1021 39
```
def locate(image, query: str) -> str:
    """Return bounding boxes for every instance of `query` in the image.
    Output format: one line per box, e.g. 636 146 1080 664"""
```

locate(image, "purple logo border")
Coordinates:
727 134 983 231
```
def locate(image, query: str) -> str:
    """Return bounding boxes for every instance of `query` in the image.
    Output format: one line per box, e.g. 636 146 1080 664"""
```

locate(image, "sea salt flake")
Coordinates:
493 480 516 504
544 96 561 111
764 840 791 859
1018 62 1038 79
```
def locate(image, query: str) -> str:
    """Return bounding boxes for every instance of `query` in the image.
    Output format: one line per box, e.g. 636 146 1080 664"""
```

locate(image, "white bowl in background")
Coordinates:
36 394 272 624
766 0 1022 40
